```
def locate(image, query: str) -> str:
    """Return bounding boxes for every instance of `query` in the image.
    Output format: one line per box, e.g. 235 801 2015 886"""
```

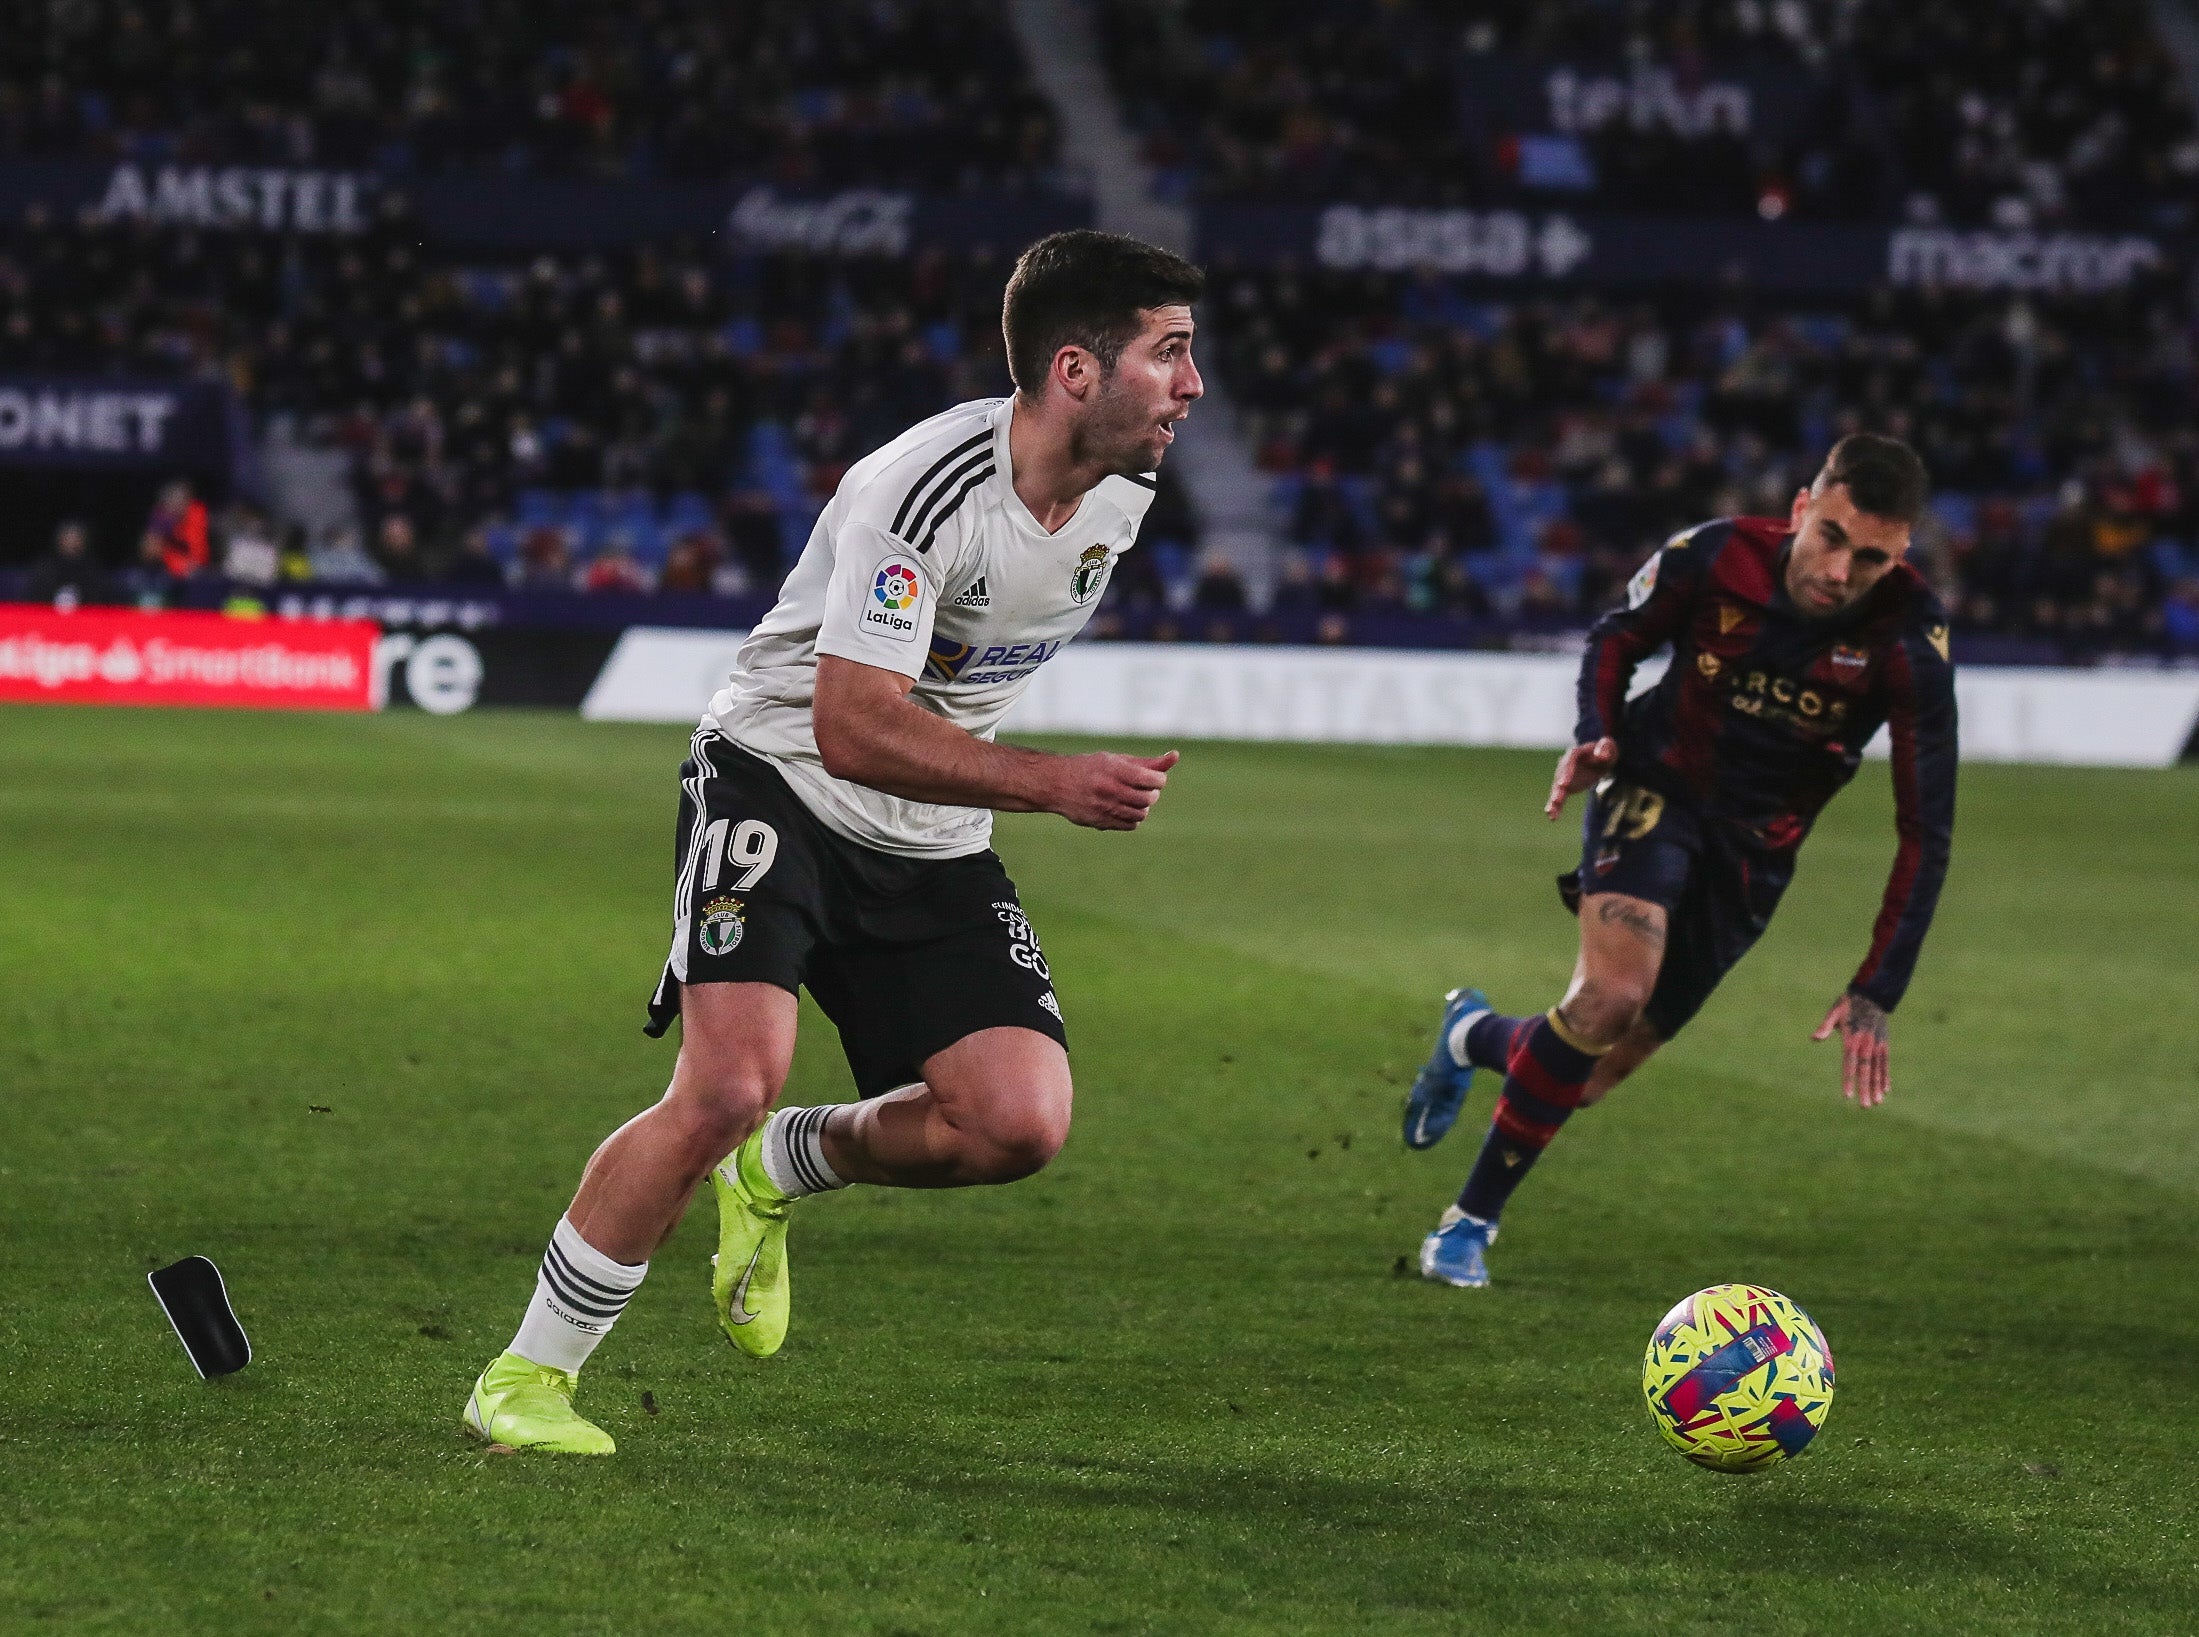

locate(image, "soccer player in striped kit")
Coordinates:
1403 434 1958 1287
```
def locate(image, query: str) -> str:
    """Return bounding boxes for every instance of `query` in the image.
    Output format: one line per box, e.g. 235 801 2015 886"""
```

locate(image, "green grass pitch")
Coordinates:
3 705 2195 1634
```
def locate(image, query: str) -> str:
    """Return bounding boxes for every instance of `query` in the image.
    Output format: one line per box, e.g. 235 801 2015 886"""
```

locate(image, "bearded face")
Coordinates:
1071 303 1200 477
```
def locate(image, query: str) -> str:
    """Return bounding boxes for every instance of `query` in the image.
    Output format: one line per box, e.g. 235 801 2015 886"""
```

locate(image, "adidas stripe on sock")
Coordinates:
511 1215 647 1374
759 1104 849 1199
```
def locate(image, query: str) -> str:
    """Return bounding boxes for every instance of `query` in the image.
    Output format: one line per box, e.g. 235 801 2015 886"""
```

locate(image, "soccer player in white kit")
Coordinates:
466 231 1206 1453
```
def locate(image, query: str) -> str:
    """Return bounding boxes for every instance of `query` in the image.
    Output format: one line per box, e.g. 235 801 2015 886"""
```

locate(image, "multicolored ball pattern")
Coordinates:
873 562 920 610
1641 1283 1835 1473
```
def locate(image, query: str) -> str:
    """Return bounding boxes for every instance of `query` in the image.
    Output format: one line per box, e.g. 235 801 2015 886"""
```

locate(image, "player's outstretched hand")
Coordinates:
1052 750 1180 831
1544 737 1618 820
1812 991 1891 1107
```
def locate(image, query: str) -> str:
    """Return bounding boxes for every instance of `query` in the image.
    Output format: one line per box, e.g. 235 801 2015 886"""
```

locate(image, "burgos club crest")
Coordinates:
863 554 923 641
1069 543 1111 605
699 895 746 957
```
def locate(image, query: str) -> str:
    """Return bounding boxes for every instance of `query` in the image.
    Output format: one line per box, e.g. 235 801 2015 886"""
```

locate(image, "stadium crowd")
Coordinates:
3 0 2197 656
2 0 1062 194
5 190 2197 654
1212 265 2199 653
0 195 1200 603
1100 0 2199 228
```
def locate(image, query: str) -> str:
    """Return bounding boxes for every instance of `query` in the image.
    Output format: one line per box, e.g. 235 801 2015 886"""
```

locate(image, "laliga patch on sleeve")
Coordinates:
148 1255 251 1378
1626 552 1660 609
862 554 924 642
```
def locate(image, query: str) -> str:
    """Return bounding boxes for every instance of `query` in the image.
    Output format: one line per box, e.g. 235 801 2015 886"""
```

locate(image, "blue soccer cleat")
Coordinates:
1402 987 1492 1150
1420 1206 1499 1289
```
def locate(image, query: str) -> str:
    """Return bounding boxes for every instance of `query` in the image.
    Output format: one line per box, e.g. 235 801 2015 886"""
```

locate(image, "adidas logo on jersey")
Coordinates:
952 576 990 608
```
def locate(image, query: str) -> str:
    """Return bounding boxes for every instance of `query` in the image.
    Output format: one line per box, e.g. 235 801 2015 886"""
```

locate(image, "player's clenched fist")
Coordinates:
1545 737 1618 820
1050 750 1180 830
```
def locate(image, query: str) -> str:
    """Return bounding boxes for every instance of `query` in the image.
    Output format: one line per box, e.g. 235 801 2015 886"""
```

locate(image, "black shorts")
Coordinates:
645 733 1067 1097
1557 777 1795 1040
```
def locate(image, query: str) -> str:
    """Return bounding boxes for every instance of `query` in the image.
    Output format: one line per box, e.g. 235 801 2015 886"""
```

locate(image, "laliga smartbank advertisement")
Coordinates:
0 605 378 711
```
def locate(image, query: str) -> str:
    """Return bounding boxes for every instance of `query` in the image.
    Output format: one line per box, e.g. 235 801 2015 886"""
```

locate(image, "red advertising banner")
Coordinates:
0 605 378 711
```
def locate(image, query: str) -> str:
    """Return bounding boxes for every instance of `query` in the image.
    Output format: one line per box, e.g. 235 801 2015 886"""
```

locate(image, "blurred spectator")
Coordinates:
1435 552 1494 619
371 514 427 581
1190 552 1249 613
1516 565 1571 621
580 538 653 594
514 525 573 589
276 524 316 583
443 526 510 587
23 520 119 609
309 526 385 585
1268 554 1310 612
2165 578 2199 654
220 509 282 588
142 482 210 579
658 532 723 595
722 493 790 590
707 556 752 599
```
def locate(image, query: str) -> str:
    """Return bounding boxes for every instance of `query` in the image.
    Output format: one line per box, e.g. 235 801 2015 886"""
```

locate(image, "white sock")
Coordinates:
510 1216 647 1374
1437 1204 1498 1240
1446 1006 1492 1067
758 1104 850 1198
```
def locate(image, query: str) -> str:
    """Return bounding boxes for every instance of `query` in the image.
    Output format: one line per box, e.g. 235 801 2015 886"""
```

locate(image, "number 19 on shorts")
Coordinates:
1601 785 1665 841
702 818 779 890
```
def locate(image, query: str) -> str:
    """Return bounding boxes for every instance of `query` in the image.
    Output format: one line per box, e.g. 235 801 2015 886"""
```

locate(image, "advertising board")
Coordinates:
0 606 377 711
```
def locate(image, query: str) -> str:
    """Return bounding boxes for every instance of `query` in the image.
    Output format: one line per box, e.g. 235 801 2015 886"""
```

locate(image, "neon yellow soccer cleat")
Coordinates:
710 1131 793 1358
463 1351 615 1455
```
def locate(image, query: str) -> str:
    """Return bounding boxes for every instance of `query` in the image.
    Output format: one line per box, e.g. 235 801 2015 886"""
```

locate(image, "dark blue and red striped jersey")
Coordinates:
1574 515 1958 1011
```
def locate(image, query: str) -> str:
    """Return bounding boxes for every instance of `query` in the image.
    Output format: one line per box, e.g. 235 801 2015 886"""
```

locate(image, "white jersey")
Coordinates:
704 397 1156 857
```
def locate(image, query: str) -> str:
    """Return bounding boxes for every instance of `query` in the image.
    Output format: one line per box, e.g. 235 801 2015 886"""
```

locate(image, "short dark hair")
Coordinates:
1817 432 1928 523
1001 230 1205 396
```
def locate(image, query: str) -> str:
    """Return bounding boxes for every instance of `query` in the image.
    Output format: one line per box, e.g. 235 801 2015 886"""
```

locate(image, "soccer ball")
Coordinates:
1641 1283 1834 1472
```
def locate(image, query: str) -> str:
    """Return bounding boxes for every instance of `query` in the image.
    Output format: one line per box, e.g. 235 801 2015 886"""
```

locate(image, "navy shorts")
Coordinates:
646 734 1067 1097
1558 777 1795 1040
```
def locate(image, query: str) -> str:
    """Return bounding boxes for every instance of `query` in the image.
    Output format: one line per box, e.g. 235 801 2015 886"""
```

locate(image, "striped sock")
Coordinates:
510 1215 646 1374
1456 1010 1533 1071
758 1104 848 1199
1457 1009 1609 1222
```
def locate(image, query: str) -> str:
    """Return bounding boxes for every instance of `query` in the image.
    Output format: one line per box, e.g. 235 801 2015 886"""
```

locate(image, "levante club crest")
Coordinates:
1069 543 1111 604
699 895 746 956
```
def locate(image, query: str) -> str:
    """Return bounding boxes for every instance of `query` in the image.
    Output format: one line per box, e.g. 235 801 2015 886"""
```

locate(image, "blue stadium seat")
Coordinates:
516 489 561 526
1368 338 1415 378
1932 494 1979 541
